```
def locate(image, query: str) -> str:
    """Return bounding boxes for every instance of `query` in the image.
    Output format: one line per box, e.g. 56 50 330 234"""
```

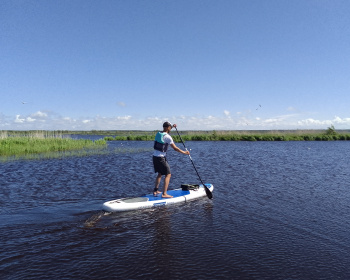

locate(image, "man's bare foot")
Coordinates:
153 190 162 196
162 193 173 198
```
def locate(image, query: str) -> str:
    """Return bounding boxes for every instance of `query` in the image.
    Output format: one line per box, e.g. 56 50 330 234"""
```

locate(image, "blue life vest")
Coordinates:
154 132 169 152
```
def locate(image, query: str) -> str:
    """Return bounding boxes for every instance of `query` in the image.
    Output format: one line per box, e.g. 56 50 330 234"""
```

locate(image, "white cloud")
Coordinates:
333 116 350 124
14 115 25 123
297 118 329 126
117 115 132 120
32 111 48 118
117 102 126 107
3 111 350 130
14 112 48 125
26 117 36 122
297 116 350 127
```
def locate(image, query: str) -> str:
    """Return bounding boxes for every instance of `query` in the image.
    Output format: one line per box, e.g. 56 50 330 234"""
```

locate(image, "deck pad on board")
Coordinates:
144 189 191 201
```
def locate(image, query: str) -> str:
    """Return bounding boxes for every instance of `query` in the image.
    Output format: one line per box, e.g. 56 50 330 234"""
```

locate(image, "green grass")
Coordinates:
104 135 155 141
0 131 107 161
104 130 350 142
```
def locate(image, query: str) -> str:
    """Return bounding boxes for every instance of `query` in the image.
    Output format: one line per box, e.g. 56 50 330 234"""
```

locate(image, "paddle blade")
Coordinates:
204 185 213 199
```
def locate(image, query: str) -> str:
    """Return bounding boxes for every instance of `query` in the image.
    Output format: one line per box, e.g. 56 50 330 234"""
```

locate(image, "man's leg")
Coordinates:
154 173 162 196
162 173 173 198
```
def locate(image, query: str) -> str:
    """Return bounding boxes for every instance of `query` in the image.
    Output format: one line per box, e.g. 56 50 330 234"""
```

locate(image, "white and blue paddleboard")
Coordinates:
102 184 214 212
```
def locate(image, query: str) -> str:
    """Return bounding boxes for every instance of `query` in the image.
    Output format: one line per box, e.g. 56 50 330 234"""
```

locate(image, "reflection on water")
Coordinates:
1 141 350 279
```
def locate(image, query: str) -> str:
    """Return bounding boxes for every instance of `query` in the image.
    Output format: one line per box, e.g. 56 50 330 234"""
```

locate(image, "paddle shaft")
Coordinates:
174 127 213 199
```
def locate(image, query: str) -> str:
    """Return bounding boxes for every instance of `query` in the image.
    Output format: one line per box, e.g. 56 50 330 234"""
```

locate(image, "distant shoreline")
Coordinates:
2 129 350 142
2 129 350 135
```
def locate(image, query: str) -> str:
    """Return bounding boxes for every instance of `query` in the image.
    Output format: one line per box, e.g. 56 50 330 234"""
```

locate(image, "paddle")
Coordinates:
174 126 213 199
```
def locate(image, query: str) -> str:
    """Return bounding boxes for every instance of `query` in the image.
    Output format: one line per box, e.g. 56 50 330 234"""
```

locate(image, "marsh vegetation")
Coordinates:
104 127 350 142
0 131 106 161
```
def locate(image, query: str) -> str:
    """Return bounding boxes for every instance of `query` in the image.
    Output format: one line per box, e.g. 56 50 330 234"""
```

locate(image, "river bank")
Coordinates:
103 128 350 142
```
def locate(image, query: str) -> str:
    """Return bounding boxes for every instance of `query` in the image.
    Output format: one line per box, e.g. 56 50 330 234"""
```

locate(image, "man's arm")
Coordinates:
170 143 190 155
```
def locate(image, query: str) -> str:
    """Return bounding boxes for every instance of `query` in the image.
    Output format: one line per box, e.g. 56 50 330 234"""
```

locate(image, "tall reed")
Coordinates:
0 131 106 161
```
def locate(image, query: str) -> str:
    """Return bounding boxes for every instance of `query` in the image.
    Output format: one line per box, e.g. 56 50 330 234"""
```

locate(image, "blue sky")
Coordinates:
1 0 350 130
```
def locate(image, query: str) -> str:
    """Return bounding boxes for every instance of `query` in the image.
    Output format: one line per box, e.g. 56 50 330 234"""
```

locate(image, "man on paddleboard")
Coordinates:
153 122 190 198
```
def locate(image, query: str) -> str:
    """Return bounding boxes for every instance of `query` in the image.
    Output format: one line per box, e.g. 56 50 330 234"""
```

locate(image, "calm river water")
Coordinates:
1 140 350 279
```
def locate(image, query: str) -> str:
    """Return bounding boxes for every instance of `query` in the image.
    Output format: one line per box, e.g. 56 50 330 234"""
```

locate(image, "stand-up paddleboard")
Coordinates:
102 184 214 212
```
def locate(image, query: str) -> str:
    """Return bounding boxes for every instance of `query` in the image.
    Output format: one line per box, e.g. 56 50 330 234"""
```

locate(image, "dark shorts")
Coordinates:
153 156 171 175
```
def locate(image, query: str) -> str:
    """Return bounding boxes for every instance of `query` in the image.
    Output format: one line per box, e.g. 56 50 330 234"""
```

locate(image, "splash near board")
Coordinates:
102 184 214 212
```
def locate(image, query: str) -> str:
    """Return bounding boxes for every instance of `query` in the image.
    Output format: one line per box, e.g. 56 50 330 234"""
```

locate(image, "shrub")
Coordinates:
274 135 285 141
303 135 314 141
326 125 337 135
241 135 256 141
260 135 274 141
